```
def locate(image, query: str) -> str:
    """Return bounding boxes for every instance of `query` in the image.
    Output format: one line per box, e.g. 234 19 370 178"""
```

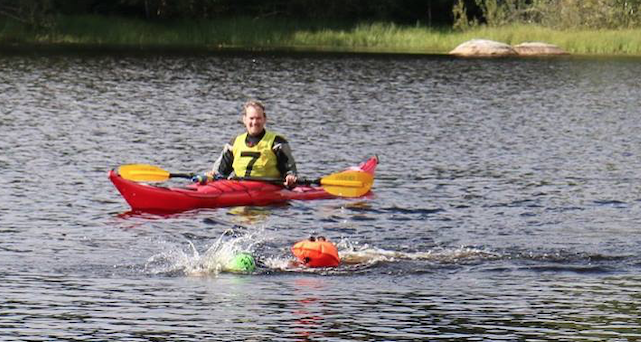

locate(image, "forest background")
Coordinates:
1 0 640 55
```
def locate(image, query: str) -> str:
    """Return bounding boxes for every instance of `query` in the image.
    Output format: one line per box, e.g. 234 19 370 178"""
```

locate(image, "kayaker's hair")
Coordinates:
243 100 266 117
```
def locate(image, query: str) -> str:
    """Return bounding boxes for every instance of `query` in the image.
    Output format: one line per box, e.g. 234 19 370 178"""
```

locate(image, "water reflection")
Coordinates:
291 278 328 341
226 206 275 225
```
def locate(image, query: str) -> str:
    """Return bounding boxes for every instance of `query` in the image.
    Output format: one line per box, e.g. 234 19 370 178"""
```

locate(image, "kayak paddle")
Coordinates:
117 164 374 198
299 170 374 198
235 169 374 198
117 164 193 182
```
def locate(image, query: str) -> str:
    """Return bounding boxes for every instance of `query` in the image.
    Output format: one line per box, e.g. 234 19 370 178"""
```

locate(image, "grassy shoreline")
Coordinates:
2 15 641 56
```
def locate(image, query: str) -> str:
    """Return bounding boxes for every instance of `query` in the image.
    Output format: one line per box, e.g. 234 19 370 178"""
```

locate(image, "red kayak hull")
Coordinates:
109 157 378 213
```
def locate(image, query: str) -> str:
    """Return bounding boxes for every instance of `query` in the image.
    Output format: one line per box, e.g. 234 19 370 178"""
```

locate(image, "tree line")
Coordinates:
1 0 640 29
0 0 455 25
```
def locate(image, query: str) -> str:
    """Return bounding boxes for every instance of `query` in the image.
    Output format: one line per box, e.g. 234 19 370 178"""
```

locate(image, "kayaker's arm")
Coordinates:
209 141 234 178
273 136 297 178
273 136 298 187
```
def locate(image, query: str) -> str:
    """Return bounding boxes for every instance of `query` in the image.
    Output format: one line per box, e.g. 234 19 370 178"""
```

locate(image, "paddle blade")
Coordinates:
319 170 374 198
118 164 171 182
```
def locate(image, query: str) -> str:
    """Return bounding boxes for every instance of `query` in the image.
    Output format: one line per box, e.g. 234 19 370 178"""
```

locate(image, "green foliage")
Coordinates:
528 0 641 29
0 1 457 27
117 0 229 20
1 2 641 55
454 0 641 29
4 1 641 31
453 0 478 30
476 0 530 27
3 14 640 56
0 0 55 28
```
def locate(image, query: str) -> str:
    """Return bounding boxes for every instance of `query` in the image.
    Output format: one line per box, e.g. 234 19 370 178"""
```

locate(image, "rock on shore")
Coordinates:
450 39 568 57
513 42 569 56
449 39 517 57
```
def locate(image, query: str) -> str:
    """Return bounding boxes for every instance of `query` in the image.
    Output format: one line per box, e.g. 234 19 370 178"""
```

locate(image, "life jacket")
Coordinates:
231 130 281 178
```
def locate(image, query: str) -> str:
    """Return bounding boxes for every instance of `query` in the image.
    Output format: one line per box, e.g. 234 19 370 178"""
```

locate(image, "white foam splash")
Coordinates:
144 228 264 276
337 238 501 265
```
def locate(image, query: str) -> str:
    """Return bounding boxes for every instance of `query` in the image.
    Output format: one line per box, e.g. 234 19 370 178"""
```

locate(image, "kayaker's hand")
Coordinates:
191 173 210 184
204 171 225 181
284 174 297 188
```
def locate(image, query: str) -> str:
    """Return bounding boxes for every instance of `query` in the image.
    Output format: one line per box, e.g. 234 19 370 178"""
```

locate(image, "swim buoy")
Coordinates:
291 236 340 267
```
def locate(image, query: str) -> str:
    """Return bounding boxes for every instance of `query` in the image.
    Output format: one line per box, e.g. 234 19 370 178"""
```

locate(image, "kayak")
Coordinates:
109 156 378 213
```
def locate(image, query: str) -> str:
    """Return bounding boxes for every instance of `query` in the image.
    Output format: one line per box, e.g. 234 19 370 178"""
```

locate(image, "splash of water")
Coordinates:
143 230 503 276
144 228 264 276
337 238 501 265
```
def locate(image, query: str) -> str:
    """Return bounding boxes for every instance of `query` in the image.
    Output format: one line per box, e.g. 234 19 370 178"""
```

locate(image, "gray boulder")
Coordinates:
513 42 568 56
449 39 518 57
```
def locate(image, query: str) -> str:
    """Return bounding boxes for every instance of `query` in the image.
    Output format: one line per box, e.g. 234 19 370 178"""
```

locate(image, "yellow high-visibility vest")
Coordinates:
231 130 281 178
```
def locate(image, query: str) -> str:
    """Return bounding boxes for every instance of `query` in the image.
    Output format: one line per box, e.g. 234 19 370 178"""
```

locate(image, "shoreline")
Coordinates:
0 42 448 55
1 16 641 57
2 43 640 60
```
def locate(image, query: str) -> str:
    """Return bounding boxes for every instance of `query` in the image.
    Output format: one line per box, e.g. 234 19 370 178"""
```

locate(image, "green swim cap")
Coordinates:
227 252 256 273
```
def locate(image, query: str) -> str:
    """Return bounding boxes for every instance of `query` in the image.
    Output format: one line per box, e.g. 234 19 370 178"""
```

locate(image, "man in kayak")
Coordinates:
206 100 298 187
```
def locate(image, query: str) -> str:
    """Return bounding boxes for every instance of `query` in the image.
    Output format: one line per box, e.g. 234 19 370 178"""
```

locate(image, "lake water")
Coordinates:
2 50 641 341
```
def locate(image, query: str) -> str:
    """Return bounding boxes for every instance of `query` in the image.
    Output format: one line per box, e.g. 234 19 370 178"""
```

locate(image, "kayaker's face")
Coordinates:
243 106 266 136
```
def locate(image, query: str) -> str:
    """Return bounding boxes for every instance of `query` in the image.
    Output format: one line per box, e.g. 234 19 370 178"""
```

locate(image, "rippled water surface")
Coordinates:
2 51 641 341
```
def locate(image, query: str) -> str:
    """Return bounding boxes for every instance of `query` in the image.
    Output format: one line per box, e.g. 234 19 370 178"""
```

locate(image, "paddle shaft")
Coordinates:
169 172 194 179
233 176 365 188
231 176 317 185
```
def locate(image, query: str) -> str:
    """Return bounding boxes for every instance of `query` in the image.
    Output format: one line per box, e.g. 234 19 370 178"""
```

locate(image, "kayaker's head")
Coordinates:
242 100 266 137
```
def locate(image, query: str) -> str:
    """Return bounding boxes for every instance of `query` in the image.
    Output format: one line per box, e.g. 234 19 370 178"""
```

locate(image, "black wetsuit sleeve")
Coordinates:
215 138 235 177
273 135 297 177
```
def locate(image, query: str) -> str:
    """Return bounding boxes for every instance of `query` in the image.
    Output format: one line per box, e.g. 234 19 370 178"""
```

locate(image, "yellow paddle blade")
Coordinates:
118 164 171 182
319 170 374 198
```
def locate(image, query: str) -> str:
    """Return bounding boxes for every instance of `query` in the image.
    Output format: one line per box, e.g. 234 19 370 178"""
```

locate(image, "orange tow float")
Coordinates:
291 236 341 267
